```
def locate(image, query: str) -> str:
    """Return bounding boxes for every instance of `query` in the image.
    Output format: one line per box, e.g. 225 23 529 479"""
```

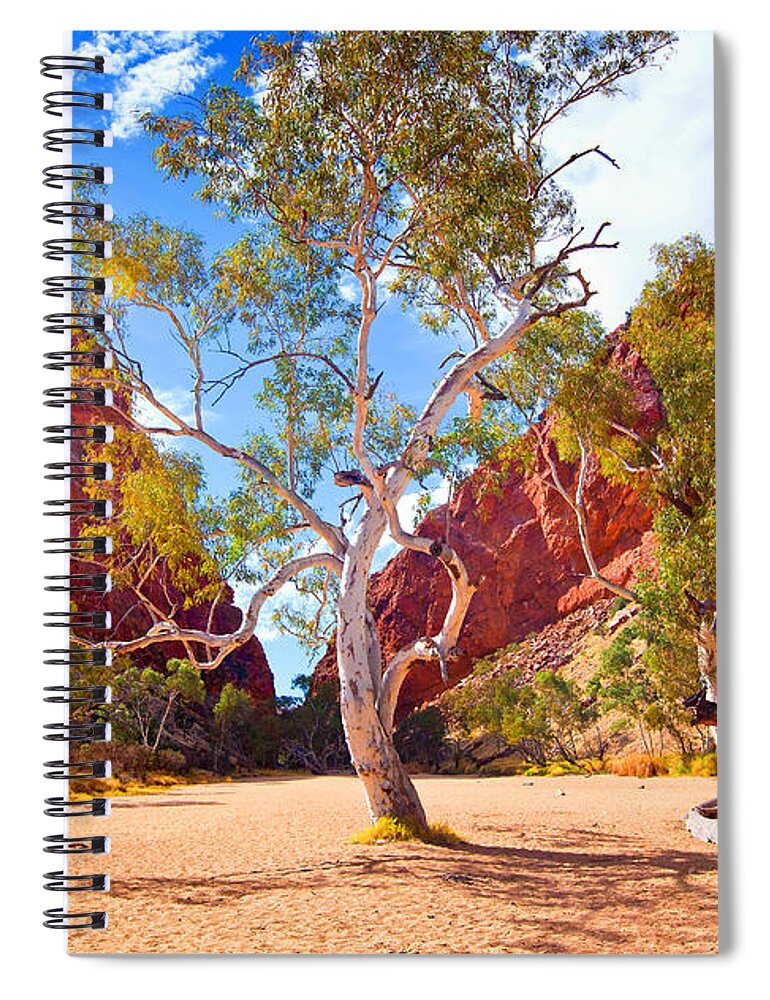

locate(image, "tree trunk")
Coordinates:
152 691 178 752
696 617 717 747
336 510 427 827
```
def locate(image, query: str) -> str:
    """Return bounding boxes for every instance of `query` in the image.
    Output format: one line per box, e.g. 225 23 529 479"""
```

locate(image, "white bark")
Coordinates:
535 426 637 604
336 504 427 824
374 491 477 735
389 301 532 506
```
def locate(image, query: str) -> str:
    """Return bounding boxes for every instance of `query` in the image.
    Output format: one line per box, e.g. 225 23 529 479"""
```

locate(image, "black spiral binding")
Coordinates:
42 52 111 933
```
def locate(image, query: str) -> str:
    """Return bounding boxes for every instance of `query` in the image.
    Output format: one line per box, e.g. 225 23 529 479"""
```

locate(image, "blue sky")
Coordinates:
73 30 714 695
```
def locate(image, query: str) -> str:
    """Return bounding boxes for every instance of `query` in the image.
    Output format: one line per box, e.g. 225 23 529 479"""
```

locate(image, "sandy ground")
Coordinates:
67 774 717 954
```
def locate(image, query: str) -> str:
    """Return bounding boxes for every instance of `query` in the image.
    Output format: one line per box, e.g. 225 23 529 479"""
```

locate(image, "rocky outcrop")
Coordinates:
68 396 275 704
438 598 619 696
315 335 660 718
97 580 275 703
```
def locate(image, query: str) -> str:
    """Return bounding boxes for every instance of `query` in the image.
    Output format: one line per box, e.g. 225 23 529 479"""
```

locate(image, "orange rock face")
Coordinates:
67 396 275 704
315 335 661 718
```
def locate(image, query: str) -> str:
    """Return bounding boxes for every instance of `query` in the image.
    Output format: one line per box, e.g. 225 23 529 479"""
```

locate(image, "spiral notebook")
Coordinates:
42 30 718 954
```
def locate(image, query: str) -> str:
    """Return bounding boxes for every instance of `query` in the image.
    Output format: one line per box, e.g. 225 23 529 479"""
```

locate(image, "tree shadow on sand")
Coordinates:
109 826 716 951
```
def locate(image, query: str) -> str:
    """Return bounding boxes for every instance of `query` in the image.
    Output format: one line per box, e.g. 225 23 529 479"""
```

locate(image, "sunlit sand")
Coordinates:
68 774 717 954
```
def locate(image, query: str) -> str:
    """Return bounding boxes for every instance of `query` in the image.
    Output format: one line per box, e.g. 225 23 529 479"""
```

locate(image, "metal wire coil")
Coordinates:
44 871 110 892
40 54 106 79
42 50 110 933
44 91 108 116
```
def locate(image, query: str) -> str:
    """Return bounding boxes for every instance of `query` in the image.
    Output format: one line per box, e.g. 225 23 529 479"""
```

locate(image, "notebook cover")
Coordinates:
59 29 717 954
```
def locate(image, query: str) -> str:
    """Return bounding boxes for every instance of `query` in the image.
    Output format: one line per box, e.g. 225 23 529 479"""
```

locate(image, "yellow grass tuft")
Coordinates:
351 815 464 847
609 752 668 777
608 751 717 778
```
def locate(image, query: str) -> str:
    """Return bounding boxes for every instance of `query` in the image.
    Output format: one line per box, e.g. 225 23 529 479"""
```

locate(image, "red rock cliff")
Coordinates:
315 335 661 717
67 392 275 704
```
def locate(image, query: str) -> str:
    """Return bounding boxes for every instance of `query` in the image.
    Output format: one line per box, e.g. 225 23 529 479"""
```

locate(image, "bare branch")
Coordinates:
375 491 478 734
105 553 343 667
533 425 637 603
205 348 356 405
529 145 619 201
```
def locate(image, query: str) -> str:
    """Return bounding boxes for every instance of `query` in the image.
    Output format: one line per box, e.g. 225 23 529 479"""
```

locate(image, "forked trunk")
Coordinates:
341 681 427 826
337 605 427 825
336 512 427 827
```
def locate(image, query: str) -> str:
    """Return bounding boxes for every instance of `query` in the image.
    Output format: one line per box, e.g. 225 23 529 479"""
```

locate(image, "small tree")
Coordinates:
111 657 205 751
278 675 349 773
588 629 664 756
446 664 596 765
212 683 257 771
623 238 716 730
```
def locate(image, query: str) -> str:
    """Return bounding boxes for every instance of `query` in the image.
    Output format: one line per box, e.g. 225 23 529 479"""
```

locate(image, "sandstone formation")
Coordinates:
315 335 661 718
67 395 275 704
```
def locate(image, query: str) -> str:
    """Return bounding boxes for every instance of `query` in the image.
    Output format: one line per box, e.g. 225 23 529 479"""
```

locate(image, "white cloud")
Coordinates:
338 268 396 305
338 276 358 303
75 31 224 140
133 385 219 431
542 32 714 329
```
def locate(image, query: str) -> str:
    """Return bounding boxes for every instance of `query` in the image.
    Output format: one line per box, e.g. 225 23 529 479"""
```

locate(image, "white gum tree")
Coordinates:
88 31 675 826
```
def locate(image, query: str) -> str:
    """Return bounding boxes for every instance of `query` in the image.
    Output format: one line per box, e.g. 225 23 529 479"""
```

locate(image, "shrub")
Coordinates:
152 748 187 774
394 706 446 771
689 753 717 777
478 755 522 776
609 752 669 777
351 816 464 846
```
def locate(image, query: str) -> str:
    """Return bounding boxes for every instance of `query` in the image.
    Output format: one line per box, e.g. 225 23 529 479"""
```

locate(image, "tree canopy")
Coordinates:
70 30 700 824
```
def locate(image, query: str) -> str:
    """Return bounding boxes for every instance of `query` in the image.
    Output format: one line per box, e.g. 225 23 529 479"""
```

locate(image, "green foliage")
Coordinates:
589 629 649 718
108 657 205 750
106 214 209 308
588 627 695 754
445 665 597 766
212 683 259 771
213 682 255 723
80 418 225 612
600 236 716 720
146 31 674 334
626 236 716 634
164 657 206 703
394 707 447 772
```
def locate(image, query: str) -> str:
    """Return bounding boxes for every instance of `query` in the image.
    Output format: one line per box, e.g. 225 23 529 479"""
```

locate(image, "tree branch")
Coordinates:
374 493 478 734
388 298 533 502
533 425 637 603
529 145 620 201
105 553 343 667
114 372 347 556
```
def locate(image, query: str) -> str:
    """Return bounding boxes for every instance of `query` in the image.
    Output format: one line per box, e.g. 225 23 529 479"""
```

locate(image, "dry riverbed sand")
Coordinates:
68 773 718 954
